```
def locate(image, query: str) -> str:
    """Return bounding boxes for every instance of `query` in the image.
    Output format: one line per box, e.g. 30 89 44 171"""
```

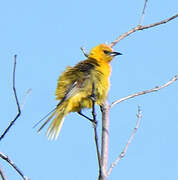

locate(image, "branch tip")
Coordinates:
110 13 178 47
0 55 21 141
110 76 178 108
0 152 29 180
106 106 142 177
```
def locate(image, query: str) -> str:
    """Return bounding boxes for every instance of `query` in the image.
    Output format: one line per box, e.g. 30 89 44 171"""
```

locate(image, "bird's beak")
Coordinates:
109 52 122 56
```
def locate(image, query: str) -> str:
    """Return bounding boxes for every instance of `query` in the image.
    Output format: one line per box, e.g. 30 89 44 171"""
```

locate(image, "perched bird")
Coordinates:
38 43 122 140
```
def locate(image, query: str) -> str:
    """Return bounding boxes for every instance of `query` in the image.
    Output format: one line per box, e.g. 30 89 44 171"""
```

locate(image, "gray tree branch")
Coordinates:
110 13 178 47
107 107 142 176
111 76 178 108
0 152 30 180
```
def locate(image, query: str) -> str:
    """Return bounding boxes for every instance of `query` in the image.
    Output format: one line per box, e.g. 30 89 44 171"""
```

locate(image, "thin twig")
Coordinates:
110 13 178 47
107 106 142 177
110 75 178 108
0 55 21 141
138 0 148 26
90 83 102 178
0 152 30 180
80 47 88 57
21 88 32 110
0 165 8 180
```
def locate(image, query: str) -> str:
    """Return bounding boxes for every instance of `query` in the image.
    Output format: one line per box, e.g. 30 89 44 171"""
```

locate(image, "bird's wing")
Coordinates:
57 60 97 105
57 81 78 106
34 60 97 132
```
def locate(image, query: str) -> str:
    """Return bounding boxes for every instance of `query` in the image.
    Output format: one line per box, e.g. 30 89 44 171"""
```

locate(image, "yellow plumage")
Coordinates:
38 43 121 140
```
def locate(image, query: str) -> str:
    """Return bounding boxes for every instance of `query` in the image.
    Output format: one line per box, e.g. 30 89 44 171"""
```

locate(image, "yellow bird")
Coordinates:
38 43 122 140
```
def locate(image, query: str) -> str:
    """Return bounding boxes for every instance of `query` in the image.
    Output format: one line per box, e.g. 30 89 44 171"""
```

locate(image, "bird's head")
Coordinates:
88 44 122 63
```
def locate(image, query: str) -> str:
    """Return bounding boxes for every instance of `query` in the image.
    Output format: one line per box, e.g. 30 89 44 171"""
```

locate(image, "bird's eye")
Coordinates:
103 50 111 55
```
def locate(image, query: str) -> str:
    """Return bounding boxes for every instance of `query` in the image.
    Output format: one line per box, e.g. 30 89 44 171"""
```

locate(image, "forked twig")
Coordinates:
0 55 21 141
0 56 31 141
110 13 178 47
0 152 30 180
110 76 178 108
107 106 142 176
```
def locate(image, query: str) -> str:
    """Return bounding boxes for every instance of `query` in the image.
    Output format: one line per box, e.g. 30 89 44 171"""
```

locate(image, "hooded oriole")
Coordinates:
38 43 122 140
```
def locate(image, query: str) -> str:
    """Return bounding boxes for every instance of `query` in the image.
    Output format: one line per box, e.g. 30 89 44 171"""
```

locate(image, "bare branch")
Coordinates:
110 14 178 47
0 55 21 141
138 0 148 26
110 76 178 108
0 165 8 180
0 152 30 180
77 83 102 178
107 106 142 177
99 100 110 180
90 83 102 178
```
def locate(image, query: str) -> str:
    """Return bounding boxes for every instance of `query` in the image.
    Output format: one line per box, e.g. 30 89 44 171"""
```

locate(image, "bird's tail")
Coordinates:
38 107 66 140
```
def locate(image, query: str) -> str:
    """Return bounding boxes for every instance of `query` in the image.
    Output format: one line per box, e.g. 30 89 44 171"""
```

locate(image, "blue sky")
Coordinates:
0 0 178 180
